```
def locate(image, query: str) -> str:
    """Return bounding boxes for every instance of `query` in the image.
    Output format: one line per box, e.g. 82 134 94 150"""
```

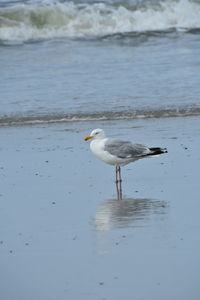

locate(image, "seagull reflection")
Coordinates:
94 198 168 231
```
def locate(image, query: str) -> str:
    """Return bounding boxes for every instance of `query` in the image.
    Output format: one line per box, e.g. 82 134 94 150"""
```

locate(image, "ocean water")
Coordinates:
1 0 200 125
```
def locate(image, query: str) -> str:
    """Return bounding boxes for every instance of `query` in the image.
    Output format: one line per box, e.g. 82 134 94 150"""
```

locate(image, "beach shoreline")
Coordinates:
0 115 200 300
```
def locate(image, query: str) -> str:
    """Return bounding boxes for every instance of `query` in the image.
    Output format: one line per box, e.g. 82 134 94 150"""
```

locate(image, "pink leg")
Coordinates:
115 166 122 200
115 166 120 199
118 166 122 200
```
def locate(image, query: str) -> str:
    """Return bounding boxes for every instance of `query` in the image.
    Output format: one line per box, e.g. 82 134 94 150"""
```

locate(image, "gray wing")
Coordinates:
104 138 149 159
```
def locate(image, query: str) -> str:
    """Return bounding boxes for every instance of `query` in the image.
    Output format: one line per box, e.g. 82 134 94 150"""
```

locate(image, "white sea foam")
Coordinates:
0 0 200 41
1 107 200 127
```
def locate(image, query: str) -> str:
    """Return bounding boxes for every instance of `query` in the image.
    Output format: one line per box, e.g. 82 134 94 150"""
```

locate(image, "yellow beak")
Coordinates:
84 135 93 141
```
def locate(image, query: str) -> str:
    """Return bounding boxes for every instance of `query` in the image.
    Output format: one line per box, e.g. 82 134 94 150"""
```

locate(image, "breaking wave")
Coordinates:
0 0 200 42
1 107 200 127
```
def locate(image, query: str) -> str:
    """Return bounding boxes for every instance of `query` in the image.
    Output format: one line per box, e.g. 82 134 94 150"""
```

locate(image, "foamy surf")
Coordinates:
0 0 200 42
1 107 200 127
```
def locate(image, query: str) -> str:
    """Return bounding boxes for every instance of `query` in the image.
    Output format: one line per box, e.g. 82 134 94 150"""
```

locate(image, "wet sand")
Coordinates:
0 116 200 300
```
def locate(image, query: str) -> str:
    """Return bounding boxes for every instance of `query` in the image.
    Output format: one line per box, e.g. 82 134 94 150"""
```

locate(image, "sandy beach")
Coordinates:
0 116 200 300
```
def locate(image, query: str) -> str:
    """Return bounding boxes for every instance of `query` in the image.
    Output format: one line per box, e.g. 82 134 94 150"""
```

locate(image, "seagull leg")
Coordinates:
118 166 122 200
115 166 120 200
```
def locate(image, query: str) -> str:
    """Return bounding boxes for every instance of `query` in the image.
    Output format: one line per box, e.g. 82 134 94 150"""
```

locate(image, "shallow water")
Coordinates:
0 117 200 299
1 0 200 124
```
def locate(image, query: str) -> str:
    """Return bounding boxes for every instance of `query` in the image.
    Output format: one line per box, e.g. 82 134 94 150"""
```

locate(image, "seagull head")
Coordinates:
84 128 105 141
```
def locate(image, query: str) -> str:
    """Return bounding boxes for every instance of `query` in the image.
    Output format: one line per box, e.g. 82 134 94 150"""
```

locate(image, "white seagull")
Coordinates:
84 128 167 199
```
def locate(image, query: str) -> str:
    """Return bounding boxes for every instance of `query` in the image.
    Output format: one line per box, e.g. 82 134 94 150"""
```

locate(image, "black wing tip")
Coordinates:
149 147 168 155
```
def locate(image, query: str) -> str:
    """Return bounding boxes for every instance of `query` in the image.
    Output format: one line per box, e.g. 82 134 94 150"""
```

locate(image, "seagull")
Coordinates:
84 128 167 199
